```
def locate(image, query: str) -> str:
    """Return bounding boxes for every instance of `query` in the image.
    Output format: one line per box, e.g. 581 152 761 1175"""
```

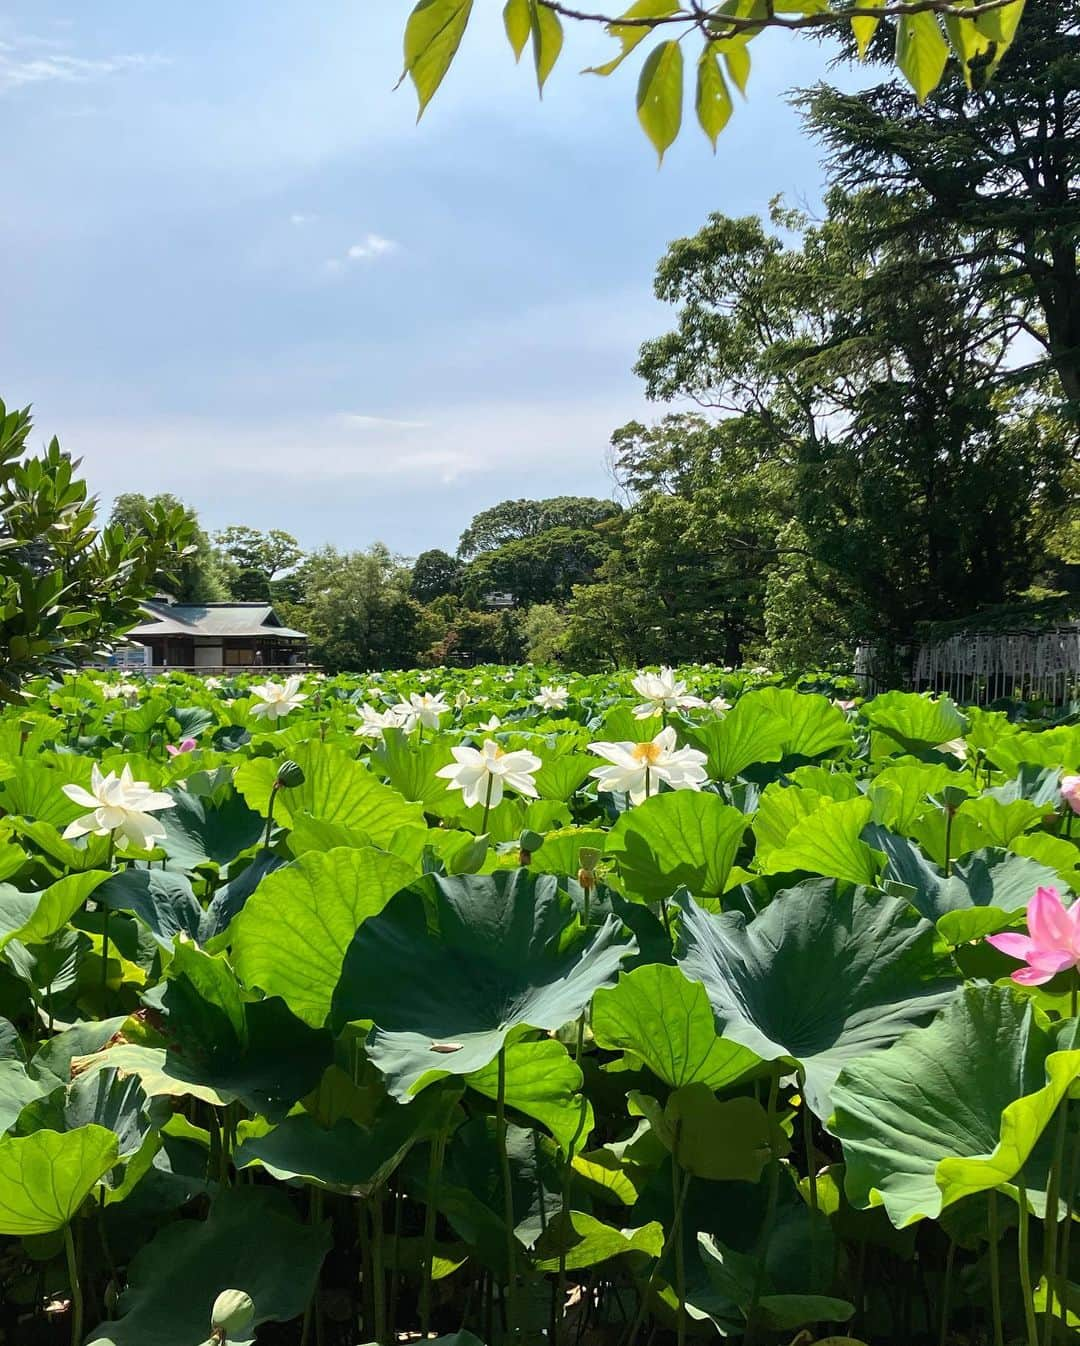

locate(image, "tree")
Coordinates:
284 543 427 672
110 493 227 605
213 524 305 602
628 190 1075 653
462 526 613 607
394 0 1027 158
410 549 464 602
800 0 1080 414
1 402 191 699
457 496 621 559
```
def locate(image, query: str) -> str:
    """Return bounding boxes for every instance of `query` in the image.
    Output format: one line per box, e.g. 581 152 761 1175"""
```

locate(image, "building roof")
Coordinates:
129 601 306 641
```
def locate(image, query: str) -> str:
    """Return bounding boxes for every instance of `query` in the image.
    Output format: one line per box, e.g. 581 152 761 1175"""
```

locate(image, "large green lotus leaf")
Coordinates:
862 691 965 751
675 881 957 1118
752 783 827 866
332 869 635 1096
199 851 287 945
751 688 853 759
867 762 967 834
665 1086 778 1181
0 1059 47 1135
785 765 859 801
533 753 597 803
96 868 203 948
605 791 748 903
932 850 1063 945
78 949 332 1116
158 788 264 869
15 819 112 873
236 1083 459 1193
992 765 1068 808
87 1187 331 1346
591 963 762 1090
986 725 1080 776
231 846 417 1028
911 797 1043 867
696 1231 853 1333
533 1211 664 1271
373 727 457 810
0 1124 119 1234
235 741 425 844
0 756 94 829
832 984 1080 1228
19 1067 151 1158
764 797 884 887
0 836 27 883
522 827 608 878
466 1033 593 1156
684 695 788 781
0 870 110 951
1011 833 1080 892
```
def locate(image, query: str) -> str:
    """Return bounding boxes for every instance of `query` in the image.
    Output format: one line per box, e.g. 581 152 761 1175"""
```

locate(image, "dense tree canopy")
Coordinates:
110 493 227 605
2 409 191 699
456 496 621 559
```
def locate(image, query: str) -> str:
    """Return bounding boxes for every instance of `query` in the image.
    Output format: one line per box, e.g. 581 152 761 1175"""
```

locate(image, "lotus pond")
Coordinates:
0 664 1078 1346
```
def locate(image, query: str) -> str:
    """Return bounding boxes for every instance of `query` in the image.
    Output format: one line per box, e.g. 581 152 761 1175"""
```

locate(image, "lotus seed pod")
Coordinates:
210 1288 255 1339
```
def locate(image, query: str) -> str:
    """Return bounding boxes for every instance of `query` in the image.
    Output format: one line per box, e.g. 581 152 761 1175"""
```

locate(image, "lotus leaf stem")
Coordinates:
988 1189 1004 1346
64 1222 82 1346
496 1045 520 1340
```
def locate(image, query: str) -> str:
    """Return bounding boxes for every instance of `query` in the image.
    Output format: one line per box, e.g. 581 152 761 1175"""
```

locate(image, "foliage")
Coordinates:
212 524 305 603
457 496 621 560
0 407 192 702
393 0 1028 156
412 548 466 603
0 662 1077 1346
110 493 227 605
282 543 429 673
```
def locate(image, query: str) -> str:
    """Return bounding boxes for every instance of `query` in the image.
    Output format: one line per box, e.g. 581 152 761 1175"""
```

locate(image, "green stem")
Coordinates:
496 1046 519 1341
480 772 495 838
101 833 116 995
262 784 279 850
371 1187 387 1345
1017 1171 1039 1346
746 1073 781 1346
623 1154 692 1346
989 1190 1005 1346
558 1105 591 1346
420 1124 449 1338
64 1222 82 1346
301 1187 324 1346
939 1239 955 1346
944 808 954 879
674 1163 688 1346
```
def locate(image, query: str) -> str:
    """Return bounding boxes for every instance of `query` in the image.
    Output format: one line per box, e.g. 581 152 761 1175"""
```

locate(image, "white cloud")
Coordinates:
335 413 430 431
0 37 164 91
347 233 397 260
289 212 317 226
323 232 400 275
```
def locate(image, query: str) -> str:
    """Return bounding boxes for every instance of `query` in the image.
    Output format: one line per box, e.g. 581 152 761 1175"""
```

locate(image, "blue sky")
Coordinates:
0 2 858 556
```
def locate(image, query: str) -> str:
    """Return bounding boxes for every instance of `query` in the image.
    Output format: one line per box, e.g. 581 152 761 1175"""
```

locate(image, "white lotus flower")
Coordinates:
709 695 732 715
62 764 176 851
454 689 471 709
249 675 307 722
392 692 449 733
588 726 708 805
478 715 502 731
436 739 542 809
534 685 569 711
354 703 407 740
204 677 223 691
102 682 140 702
631 667 706 720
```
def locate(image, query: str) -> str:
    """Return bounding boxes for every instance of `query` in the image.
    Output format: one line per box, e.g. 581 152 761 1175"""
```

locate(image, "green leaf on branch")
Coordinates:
402 0 475 119
636 40 683 162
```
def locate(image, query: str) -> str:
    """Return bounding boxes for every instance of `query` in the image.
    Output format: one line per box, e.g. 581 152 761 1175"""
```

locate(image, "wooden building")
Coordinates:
126 600 308 672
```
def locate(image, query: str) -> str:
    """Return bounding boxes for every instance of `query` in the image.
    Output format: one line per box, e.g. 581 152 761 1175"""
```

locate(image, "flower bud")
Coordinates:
275 759 305 790
210 1289 255 1342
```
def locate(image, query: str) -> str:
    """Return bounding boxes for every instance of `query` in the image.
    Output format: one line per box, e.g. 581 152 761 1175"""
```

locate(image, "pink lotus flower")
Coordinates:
1062 774 1080 816
986 887 1080 986
166 738 198 757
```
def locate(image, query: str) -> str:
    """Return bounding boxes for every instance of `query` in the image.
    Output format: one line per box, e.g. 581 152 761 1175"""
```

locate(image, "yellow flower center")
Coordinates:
631 741 663 765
